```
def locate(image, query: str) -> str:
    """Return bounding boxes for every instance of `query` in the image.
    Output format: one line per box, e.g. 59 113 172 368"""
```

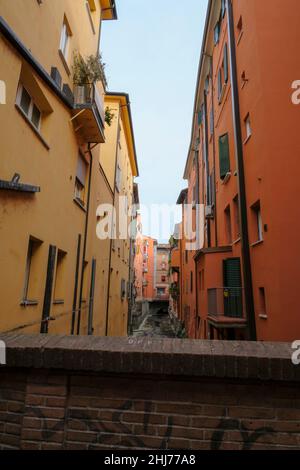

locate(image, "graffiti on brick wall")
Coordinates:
211 418 275 450
25 401 275 449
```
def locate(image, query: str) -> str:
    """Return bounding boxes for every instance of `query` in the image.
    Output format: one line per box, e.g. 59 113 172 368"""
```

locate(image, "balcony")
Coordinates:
71 84 105 143
207 288 247 329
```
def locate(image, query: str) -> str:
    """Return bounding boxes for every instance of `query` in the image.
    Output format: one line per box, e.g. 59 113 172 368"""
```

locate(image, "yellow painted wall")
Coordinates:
0 0 114 335
104 97 136 337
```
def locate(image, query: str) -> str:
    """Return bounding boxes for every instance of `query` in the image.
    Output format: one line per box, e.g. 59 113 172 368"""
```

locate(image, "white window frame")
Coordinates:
59 22 70 59
16 84 42 131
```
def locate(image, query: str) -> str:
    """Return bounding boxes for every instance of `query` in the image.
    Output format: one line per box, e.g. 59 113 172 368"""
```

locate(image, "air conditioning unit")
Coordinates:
205 205 214 219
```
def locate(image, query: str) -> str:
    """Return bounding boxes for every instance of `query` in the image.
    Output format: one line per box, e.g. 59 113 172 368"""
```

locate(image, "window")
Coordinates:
207 172 215 206
225 205 232 244
121 279 126 300
210 108 214 136
53 250 67 303
75 154 88 206
193 185 197 204
244 114 252 141
252 201 263 242
22 236 43 305
258 287 267 317
161 276 166 283
214 22 220 45
221 0 226 18
218 44 228 103
198 106 203 125
218 69 223 101
116 164 122 192
237 15 243 43
157 287 166 296
219 133 230 179
85 1 96 35
16 85 42 130
223 43 229 83
59 20 71 59
233 196 241 240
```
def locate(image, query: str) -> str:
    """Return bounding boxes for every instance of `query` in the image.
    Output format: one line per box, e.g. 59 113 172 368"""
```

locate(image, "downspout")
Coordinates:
105 109 121 336
203 91 211 247
226 0 257 340
209 55 219 246
76 143 93 335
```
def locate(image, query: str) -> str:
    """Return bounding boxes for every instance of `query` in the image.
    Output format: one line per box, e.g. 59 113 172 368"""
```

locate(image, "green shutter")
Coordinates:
223 258 243 318
197 106 203 125
224 43 228 83
219 133 230 179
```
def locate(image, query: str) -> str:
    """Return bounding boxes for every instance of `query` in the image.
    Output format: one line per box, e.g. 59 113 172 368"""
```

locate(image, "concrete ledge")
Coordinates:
0 334 299 382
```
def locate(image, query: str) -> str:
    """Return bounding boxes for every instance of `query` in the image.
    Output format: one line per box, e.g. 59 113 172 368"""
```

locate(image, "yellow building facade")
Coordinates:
0 0 138 337
102 93 139 336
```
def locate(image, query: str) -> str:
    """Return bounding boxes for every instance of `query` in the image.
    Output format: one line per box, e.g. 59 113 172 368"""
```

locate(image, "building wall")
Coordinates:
133 215 143 301
105 96 137 337
142 236 156 301
0 1 136 336
154 245 170 300
181 0 300 341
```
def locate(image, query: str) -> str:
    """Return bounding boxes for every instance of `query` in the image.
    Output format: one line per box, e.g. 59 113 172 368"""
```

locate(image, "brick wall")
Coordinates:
0 335 299 450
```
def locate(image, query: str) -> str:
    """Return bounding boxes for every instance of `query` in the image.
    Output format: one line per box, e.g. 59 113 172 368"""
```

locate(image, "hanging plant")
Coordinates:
105 106 115 126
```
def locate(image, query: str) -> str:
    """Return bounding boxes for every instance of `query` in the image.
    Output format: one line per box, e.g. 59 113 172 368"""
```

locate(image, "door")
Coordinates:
223 258 243 318
41 245 57 333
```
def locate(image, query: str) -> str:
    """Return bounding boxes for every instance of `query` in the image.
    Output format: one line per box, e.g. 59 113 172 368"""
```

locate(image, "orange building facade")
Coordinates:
173 0 300 342
141 236 156 301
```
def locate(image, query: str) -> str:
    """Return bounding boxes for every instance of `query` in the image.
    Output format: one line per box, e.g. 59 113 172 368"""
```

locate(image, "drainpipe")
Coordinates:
226 0 257 340
203 91 211 248
105 109 121 336
76 143 93 335
209 55 218 246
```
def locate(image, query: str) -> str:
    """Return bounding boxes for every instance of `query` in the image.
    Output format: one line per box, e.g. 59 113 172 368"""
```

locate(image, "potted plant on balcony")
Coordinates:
72 51 107 104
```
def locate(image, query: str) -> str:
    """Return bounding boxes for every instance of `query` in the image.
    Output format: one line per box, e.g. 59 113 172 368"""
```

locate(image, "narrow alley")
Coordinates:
133 302 176 338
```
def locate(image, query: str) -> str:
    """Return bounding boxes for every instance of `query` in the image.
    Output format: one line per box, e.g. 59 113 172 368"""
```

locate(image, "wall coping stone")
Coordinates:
0 334 298 382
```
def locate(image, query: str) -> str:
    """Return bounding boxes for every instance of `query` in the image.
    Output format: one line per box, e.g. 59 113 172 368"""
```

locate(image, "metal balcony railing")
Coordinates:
73 84 105 132
208 287 244 319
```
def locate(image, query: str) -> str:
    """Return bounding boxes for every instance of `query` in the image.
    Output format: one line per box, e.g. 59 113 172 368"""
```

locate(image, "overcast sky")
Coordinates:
101 0 208 241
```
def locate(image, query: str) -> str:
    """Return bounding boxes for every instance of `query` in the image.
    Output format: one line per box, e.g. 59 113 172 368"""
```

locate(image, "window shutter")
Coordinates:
197 107 203 125
223 258 243 318
224 43 229 83
219 133 230 179
76 155 87 186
